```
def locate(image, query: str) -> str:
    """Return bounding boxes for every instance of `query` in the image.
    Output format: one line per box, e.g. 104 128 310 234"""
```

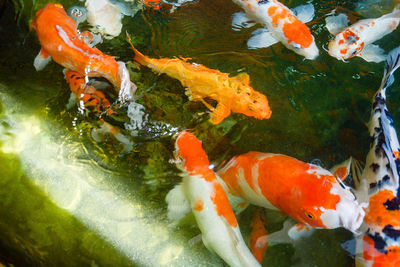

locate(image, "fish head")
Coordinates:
234 87 272 120
282 19 319 60
174 131 209 172
290 40 319 60
288 165 365 232
328 30 364 61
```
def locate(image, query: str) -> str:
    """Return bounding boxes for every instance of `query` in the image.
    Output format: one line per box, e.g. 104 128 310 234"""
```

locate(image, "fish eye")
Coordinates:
293 43 301 49
305 212 314 219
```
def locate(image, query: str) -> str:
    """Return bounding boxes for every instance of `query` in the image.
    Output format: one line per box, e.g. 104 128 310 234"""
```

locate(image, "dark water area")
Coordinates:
1 0 400 266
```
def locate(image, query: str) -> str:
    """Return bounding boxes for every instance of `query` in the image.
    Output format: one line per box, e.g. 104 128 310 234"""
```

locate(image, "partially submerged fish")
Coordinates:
249 209 268 264
217 152 366 236
127 35 272 124
353 46 400 266
31 3 135 103
166 131 261 267
64 70 113 115
231 0 319 59
326 9 400 62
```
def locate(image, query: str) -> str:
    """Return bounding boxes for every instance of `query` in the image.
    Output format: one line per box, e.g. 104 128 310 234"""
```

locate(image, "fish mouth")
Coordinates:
341 205 365 233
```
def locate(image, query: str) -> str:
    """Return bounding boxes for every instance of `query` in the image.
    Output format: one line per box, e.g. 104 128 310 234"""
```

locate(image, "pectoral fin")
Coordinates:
358 44 386 63
287 223 315 240
292 3 314 24
325 13 349 35
165 183 191 221
209 103 231 124
232 11 256 31
33 48 52 71
247 28 279 49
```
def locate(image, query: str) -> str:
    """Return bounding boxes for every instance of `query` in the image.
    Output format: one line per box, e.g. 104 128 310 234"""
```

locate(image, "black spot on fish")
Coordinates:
373 95 386 109
368 232 388 253
383 175 390 184
383 225 400 240
258 0 269 4
370 163 380 173
387 163 391 170
374 127 381 133
369 182 377 190
384 196 400 211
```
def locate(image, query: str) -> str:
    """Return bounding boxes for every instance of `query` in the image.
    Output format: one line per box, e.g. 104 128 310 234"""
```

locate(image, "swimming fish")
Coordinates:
127 35 271 124
231 0 319 59
249 208 268 264
216 152 366 236
30 3 135 103
64 70 113 115
326 9 400 62
166 131 261 267
353 46 400 266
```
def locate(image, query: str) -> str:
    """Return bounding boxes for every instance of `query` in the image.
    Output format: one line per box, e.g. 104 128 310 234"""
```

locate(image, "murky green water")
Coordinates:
1 0 400 266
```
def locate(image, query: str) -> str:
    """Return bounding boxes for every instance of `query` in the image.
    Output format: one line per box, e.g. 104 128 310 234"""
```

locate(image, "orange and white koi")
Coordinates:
326 9 400 62
352 46 400 266
127 35 271 124
166 131 261 267
216 152 366 236
30 3 135 103
231 0 319 59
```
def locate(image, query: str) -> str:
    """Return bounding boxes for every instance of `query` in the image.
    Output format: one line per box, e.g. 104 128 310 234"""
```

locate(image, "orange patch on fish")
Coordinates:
363 235 400 267
211 182 238 227
393 151 400 159
194 199 204 211
333 166 349 181
282 19 313 48
364 190 400 228
340 48 349 55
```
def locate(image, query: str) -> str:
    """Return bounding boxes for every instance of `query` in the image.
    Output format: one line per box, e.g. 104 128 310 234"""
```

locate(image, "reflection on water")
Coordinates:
2 0 400 266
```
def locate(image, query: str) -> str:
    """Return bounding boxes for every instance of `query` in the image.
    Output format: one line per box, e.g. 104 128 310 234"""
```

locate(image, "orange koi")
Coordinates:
166 131 261 267
249 209 268 264
31 3 134 102
353 46 400 267
127 35 271 124
217 152 365 234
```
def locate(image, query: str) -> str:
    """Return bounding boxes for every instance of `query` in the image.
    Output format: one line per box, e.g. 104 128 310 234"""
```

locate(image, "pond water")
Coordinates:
1 0 400 266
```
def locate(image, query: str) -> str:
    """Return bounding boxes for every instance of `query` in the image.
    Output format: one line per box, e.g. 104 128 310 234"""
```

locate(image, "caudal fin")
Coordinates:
377 46 400 98
126 32 147 66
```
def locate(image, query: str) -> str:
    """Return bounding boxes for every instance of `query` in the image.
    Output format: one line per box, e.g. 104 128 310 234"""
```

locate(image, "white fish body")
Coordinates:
327 9 400 62
231 0 319 59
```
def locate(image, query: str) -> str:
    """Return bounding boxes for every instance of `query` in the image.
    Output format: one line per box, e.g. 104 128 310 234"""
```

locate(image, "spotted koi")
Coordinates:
326 9 400 62
354 46 400 266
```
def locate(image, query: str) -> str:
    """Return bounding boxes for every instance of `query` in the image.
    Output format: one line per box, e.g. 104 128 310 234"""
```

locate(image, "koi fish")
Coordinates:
64 70 113 115
30 3 135 103
127 35 271 124
64 70 133 151
166 131 261 267
326 9 400 62
352 46 400 266
249 208 268 264
216 152 366 236
231 0 319 59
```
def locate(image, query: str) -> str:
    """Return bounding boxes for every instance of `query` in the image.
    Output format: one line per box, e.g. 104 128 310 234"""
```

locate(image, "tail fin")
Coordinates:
377 46 400 98
126 32 147 66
